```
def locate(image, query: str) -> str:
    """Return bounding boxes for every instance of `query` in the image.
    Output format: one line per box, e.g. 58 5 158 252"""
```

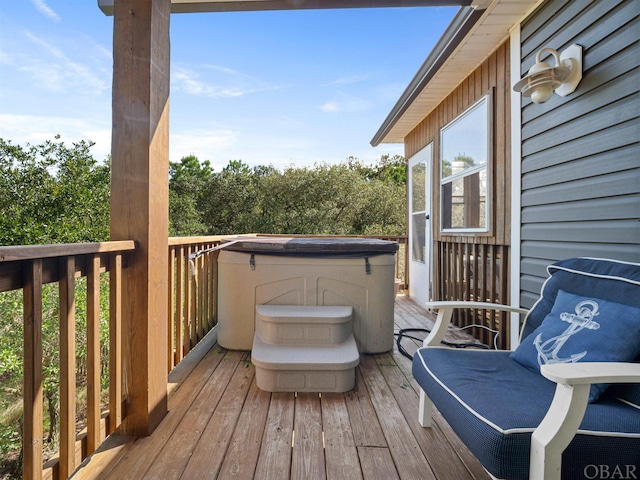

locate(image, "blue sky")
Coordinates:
0 1 457 170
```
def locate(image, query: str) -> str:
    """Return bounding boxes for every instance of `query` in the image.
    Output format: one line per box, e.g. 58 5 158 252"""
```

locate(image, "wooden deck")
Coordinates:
71 295 490 480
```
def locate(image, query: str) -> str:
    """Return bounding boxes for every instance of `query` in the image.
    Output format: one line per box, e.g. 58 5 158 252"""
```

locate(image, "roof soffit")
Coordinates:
371 0 542 145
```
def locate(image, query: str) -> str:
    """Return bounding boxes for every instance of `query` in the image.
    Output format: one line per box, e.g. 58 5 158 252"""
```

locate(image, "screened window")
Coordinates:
411 160 427 263
440 95 491 232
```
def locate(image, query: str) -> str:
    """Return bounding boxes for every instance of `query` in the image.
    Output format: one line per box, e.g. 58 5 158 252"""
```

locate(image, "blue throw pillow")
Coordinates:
510 289 640 402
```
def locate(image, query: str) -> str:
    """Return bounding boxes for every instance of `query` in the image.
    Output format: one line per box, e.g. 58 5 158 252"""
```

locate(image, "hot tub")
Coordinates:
217 237 398 354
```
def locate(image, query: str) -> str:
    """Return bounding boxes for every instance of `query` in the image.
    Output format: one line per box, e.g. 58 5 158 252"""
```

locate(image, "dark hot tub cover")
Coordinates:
221 236 399 257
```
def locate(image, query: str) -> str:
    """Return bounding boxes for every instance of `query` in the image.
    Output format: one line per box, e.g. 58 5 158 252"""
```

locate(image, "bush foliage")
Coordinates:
169 154 406 237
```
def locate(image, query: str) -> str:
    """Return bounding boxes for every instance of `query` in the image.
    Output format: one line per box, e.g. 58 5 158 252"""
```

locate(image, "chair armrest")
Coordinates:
541 362 640 385
530 362 640 480
423 301 529 347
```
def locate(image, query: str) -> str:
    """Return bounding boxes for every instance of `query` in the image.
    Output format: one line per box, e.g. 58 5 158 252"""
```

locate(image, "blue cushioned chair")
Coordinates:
412 258 640 480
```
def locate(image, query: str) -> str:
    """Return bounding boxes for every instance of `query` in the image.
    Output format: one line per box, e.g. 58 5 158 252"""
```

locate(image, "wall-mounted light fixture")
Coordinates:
513 44 583 104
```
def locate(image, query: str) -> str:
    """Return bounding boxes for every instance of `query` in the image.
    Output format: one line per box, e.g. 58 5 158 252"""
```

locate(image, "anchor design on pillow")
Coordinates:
534 299 601 366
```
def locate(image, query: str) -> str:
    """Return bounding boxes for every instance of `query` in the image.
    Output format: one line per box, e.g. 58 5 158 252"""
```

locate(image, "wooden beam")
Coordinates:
0 241 135 263
99 0 471 15
110 0 171 436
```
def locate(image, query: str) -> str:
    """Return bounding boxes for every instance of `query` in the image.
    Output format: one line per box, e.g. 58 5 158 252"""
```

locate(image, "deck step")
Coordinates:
251 334 359 392
255 305 353 345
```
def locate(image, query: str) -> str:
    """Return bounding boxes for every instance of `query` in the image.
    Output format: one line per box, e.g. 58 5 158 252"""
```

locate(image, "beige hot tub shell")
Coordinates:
217 249 396 354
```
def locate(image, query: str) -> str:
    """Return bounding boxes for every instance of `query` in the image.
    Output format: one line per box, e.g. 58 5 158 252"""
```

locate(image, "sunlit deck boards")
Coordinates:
71 295 490 480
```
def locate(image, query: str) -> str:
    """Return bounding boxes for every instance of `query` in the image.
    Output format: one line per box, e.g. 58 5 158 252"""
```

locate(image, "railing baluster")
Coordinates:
197 247 204 341
87 255 102 455
23 259 43 480
184 246 193 355
203 244 210 332
109 254 123 433
190 247 197 349
59 256 76 478
175 246 185 364
168 246 176 372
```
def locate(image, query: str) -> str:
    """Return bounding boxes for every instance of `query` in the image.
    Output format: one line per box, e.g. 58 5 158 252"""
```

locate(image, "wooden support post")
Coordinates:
110 0 171 436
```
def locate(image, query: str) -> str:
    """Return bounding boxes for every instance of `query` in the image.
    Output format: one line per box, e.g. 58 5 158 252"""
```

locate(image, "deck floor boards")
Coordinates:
72 295 491 480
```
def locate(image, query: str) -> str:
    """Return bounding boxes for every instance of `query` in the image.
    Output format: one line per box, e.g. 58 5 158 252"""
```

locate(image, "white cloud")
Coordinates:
321 101 340 113
169 128 240 166
203 64 245 77
172 65 281 99
0 114 111 161
29 0 61 22
21 30 109 94
320 93 370 114
172 68 246 99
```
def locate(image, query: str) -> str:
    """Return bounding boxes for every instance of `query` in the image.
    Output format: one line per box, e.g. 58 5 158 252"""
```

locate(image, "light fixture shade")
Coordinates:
513 44 583 104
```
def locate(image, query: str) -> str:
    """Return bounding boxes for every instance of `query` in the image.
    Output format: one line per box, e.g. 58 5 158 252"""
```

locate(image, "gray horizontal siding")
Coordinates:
522 169 639 205
517 0 640 308
522 196 640 223
521 136 638 179
522 94 638 158
521 219 639 243
521 240 640 262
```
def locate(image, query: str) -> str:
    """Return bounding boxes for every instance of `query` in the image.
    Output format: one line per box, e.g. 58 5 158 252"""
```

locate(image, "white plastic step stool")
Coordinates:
256 305 353 345
251 305 360 393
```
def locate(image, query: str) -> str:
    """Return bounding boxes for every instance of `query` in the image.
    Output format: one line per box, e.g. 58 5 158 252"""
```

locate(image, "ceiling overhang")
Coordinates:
98 0 471 15
371 0 542 146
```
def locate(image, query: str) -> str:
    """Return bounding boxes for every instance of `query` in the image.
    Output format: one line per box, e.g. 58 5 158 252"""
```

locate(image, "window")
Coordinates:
440 95 491 232
411 156 427 263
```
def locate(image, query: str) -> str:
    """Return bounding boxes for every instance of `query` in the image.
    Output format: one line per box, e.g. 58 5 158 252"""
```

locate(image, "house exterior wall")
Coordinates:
518 0 640 309
406 40 511 250
405 41 513 348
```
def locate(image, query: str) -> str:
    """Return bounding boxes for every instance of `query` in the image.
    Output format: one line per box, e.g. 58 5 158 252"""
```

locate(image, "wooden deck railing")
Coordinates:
435 241 510 349
167 236 225 372
0 241 135 480
1 234 406 479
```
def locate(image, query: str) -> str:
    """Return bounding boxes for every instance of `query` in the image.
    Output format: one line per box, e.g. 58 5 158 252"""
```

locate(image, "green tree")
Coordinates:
373 154 406 185
197 157 406 236
168 155 212 236
0 137 111 477
257 163 361 234
0 137 109 245
201 160 263 234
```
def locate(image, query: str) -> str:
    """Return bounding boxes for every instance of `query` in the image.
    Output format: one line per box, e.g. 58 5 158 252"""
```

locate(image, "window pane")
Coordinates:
441 99 488 179
411 161 426 212
441 170 487 230
411 213 426 263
